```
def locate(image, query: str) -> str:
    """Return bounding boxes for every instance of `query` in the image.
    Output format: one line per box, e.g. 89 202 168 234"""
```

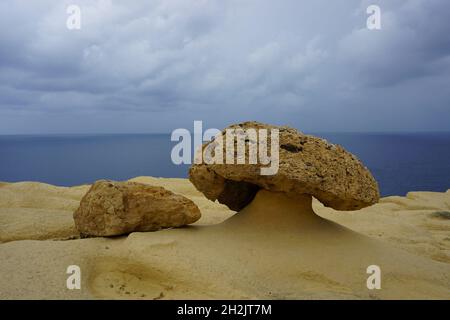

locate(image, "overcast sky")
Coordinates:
0 0 449 134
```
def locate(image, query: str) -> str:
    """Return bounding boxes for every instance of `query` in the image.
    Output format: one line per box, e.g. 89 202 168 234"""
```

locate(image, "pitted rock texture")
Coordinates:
74 180 201 236
189 121 380 211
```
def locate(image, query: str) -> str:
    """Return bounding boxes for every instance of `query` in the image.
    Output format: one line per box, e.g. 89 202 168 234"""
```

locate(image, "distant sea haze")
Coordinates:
0 132 449 197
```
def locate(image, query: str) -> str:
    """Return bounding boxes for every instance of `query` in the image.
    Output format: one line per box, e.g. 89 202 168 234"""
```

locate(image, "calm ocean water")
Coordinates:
0 133 449 196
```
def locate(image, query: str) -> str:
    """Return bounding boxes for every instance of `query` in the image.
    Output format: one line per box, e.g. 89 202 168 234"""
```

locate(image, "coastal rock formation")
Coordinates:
73 180 201 236
0 178 449 299
190 121 380 211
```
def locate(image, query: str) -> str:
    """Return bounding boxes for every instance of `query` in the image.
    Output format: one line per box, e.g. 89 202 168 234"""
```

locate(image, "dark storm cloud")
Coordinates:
0 0 449 133
339 0 450 87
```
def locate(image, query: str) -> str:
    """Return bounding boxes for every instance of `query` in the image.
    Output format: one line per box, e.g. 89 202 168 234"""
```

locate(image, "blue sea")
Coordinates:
0 133 449 196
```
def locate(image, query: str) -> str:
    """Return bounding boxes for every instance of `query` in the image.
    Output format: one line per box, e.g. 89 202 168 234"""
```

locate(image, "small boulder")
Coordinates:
73 180 201 237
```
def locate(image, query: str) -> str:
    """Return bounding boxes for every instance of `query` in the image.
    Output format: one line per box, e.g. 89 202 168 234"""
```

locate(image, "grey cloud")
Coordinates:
0 0 449 133
338 0 450 87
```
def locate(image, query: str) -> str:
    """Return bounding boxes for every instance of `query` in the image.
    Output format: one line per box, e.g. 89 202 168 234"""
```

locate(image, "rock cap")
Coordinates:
189 121 380 211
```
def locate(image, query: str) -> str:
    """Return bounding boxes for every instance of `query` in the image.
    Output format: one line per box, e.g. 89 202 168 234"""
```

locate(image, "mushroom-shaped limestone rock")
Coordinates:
74 180 201 237
189 121 380 214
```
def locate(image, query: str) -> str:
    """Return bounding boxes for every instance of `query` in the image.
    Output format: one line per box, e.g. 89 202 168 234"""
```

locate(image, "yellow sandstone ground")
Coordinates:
0 177 449 299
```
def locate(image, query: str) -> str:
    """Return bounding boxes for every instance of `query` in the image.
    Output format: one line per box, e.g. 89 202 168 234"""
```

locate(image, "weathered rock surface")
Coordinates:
189 121 380 211
73 180 201 236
